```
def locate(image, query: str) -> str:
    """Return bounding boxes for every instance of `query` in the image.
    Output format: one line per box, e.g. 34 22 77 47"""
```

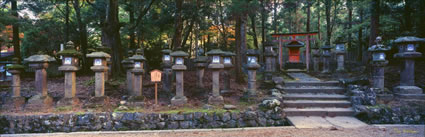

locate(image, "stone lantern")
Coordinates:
122 50 135 95
244 49 261 98
161 49 173 95
321 43 332 73
272 45 279 72
170 50 189 106
87 51 111 104
57 41 82 106
368 37 389 90
311 44 321 72
97 45 112 81
206 49 225 105
221 51 235 94
263 41 276 83
193 56 208 89
4 64 25 110
393 36 425 97
24 53 55 109
334 37 346 72
129 49 146 99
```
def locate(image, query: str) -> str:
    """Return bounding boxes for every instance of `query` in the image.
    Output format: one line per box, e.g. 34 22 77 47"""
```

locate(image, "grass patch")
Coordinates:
157 107 239 114
83 77 95 86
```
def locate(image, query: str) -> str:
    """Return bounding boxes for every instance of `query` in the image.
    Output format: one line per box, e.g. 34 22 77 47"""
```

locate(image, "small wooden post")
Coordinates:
150 69 162 105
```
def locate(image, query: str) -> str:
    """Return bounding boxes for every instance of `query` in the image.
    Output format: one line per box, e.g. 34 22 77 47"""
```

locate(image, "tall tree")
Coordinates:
172 0 183 50
73 0 89 71
104 0 123 78
368 0 379 48
347 0 352 52
11 0 20 63
325 0 331 44
65 0 70 43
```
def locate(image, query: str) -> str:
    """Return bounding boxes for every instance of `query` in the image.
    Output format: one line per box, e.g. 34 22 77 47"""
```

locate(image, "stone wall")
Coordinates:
0 110 288 134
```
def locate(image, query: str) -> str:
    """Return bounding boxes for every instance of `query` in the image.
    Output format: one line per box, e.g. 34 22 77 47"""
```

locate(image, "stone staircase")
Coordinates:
283 81 355 117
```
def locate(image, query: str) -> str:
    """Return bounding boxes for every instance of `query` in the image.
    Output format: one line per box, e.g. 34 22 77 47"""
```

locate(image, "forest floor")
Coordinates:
0 70 265 115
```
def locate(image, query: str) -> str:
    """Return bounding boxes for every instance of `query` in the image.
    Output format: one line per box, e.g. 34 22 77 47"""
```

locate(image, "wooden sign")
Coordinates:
150 69 162 82
150 69 162 105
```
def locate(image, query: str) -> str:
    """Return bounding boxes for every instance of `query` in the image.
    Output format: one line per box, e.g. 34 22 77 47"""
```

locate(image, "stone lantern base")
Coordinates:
88 96 110 106
394 86 424 100
171 96 187 106
57 97 80 107
4 97 26 111
208 96 224 105
26 95 53 110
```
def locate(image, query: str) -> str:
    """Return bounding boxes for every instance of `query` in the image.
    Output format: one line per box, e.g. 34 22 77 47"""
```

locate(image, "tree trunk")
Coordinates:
250 14 259 49
369 0 379 48
73 0 89 72
11 0 20 63
182 20 195 48
128 2 136 50
235 14 247 84
325 0 331 44
347 0 352 57
104 0 123 78
65 0 70 43
306 1 311 45
273 0 277 33
403 0 413 32
358 9 364 62
172 0 184 50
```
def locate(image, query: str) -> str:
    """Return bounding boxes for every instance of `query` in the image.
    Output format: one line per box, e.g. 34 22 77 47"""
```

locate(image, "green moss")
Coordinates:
158 107 238 114
55 106 73 112
75 111 85 115
57 49 82 57
6 64 25 70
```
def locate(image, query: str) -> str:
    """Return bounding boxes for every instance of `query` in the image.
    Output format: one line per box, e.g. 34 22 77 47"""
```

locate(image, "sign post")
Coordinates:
150 69 162 105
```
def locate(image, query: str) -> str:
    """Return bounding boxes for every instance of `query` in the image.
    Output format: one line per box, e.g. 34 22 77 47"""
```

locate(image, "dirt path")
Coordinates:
2 125 424 137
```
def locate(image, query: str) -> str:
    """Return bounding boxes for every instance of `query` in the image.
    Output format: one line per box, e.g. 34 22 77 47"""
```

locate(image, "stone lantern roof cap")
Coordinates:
369 37 389 52
24 54 56 63
121 58 134 64
170 50 189 57
246 49 259 56
263 41 275 47
222 51 235 57
129 55 146 61
286 40 304 47
161 49 172 54
394 36 425 44
206 49 225 56
96 46 112 54
87 52 111 58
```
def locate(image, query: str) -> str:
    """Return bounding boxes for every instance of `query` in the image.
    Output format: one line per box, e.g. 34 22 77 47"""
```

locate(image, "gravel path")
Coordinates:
2 125 424 137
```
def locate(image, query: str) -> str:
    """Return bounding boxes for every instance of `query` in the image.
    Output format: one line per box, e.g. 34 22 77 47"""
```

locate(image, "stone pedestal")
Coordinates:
162 68 172 94
245 63 260 98
27 63 54 109
89 64 109 105
322 56 330 73
313 56 320 72
5 70 25 110
336 52 345 72
194 56 207 89
264 55 274 83
57 66 80 106
132 69 144 97
171 65 187 106
208 64 224 105
372 61 388 89
122 59 134 95
221 67 232 94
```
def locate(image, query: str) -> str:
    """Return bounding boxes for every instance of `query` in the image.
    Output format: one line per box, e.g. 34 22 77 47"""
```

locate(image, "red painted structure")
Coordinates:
272 32 318 70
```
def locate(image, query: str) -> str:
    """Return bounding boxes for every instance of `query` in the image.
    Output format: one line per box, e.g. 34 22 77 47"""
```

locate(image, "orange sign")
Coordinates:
150 69 162 82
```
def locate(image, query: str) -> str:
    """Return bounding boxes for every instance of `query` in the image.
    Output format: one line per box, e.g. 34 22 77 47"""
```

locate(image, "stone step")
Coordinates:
283 100 352 108
283 87 346 94
284 81 340 87
395 94 425 100
283 94 349 100
284 107 354 116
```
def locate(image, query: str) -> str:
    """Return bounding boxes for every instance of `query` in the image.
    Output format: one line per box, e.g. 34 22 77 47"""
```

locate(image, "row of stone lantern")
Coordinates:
310 38 346 73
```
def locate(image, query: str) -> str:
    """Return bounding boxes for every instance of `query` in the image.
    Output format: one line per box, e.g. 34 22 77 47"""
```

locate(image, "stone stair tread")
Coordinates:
284 100 351 103
283 86 344 89
284 94 348 98
284 107 354 112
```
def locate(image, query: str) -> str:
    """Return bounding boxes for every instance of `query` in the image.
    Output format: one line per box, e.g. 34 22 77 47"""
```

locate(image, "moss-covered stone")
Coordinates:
170 51 189 57
206 49 225 56
57 49 83 57
86 51 111 58
24 54 56 63
6 64 25 70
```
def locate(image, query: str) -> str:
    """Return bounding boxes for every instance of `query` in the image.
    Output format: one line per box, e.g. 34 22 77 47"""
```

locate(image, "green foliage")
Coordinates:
84 77 95 86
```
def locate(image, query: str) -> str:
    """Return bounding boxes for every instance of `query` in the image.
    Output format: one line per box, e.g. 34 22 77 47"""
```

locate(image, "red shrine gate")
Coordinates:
272 32 318 70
